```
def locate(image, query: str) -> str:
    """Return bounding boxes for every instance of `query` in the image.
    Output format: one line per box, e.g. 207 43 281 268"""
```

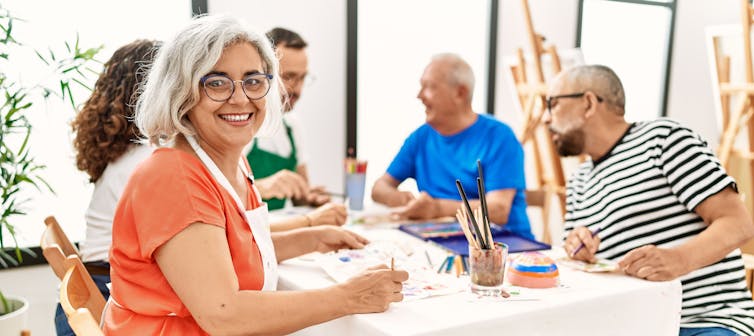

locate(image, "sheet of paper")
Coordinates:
318 240 466 301
556 257 620 273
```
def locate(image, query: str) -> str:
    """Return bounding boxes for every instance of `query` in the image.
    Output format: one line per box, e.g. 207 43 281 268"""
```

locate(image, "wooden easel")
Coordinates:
716 0 754 170
509 0 567 244
510 0 565 213
711 0 754 294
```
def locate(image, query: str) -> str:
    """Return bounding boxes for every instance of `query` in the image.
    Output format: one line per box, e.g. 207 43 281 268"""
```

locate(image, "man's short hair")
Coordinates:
431 53 475 102
564 65 625 113
266 27 307 49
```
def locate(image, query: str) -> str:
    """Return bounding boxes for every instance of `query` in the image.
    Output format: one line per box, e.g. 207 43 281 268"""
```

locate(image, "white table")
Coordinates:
278 227 682 336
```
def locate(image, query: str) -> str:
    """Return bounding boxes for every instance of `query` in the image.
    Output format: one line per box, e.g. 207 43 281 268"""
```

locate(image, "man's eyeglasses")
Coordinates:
280 72 316 87
546 92 603 112
200 73 273 102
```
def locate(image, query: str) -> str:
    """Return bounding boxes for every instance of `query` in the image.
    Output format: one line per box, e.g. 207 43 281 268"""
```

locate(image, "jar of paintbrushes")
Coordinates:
454 160 508 296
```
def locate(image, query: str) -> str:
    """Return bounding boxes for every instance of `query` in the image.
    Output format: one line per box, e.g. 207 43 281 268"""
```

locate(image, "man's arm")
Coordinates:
397 189 516 222
371 173 414 207
255 170 309 200
620 186 754 281
295 164 310 184
292 164 331 206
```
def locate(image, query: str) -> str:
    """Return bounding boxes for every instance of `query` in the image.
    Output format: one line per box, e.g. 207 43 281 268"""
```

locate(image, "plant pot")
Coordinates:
0 296 29 335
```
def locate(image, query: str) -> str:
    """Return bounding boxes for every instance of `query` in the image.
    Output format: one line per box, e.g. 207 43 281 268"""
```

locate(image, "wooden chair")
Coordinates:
60 255 106 336
526 186 563 245
40 216 80 280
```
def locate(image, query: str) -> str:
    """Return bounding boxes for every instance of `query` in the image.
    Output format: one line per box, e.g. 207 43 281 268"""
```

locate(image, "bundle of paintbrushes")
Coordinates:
454 160 494 250
455 206 493 250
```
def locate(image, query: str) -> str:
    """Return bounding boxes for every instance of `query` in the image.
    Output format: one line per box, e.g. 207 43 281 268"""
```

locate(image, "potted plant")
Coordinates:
0 5 101 333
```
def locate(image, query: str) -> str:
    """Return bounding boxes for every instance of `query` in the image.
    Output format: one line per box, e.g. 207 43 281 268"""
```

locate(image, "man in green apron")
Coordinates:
247 28 334 213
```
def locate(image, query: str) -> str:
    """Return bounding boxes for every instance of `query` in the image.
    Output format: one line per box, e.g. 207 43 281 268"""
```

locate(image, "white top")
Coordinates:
250 112 307 166
79 145 154 262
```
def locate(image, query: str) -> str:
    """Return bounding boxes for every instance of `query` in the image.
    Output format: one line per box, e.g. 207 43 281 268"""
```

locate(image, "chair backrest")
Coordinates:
40 216 80 280
526 187 567 245
60 256 106 335
526 189 552 245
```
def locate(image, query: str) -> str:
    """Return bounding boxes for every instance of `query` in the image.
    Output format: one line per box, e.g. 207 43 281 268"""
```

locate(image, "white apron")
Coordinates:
186 135 278 291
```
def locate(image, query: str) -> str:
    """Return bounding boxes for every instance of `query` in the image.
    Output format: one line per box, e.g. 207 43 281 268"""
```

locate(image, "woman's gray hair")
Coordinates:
431 53 475 102
136 14 282 146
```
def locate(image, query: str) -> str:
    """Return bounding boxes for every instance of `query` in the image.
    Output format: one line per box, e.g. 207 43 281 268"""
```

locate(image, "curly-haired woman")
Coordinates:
59 39 160 335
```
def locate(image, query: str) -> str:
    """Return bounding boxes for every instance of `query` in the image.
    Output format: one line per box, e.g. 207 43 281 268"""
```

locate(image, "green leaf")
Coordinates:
33 49 49 66
71 77 91 91
0 250 17 267
65 83 75 109
0 287 10 315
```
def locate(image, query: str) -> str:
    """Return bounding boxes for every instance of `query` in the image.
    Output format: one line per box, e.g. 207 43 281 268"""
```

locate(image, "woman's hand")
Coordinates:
337 265 409 314
309 226 369 253
307 203 347 227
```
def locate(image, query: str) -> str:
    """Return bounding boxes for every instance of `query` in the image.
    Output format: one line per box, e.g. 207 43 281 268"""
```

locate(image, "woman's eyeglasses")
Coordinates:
200 73 273 102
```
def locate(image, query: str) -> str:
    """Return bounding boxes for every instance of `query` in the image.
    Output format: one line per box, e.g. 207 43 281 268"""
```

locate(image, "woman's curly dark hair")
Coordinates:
71 39 160 183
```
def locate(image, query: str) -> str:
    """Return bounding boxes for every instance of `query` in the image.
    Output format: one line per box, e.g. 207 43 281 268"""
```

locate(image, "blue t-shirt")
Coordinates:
386 114 532 239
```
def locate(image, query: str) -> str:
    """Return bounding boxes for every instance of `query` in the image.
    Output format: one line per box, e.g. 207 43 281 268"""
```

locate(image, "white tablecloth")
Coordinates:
278 227 682 336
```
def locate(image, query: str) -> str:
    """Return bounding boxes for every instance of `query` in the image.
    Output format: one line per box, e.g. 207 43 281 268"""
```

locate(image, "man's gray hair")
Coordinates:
432 53 475 102
562 65 625 113
136 14 282 146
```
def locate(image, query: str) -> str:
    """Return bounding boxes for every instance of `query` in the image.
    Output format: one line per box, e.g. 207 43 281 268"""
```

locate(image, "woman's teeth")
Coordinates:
220 114 251 122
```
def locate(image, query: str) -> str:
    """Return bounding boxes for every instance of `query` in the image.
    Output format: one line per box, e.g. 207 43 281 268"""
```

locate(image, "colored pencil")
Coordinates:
437 256 449 273
445 255 455 273
424 249 434 267
571 227 602 257
454 254 462 278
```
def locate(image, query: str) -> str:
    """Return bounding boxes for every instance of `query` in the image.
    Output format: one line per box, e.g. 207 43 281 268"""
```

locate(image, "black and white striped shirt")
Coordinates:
564 118 754 335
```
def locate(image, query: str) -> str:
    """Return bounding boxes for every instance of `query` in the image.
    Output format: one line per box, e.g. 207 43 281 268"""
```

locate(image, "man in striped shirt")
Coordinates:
545 64 754 336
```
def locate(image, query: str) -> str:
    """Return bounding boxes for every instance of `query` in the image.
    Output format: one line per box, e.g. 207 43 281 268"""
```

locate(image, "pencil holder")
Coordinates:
469 242 507 296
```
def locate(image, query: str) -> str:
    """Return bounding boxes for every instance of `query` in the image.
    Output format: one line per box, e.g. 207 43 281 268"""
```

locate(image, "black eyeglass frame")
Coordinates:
280 72 316 87
546 92 604 112
200 73 274 102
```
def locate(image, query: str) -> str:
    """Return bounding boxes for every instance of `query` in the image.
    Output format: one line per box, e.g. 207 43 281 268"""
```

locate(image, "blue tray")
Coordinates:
399 221 550 256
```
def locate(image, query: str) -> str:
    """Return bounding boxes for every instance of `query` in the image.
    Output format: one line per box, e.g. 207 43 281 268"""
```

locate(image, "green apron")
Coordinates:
246 121 298 210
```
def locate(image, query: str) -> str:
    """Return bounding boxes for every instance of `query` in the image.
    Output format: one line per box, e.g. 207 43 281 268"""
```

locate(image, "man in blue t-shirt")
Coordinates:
371 54 532 239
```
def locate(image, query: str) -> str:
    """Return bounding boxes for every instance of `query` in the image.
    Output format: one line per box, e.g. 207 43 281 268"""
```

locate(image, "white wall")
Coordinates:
666 0 740 148
209 0 347 194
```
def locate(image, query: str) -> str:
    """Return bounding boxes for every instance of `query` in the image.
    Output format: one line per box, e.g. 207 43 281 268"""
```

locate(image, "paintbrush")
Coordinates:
456 179 488 249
